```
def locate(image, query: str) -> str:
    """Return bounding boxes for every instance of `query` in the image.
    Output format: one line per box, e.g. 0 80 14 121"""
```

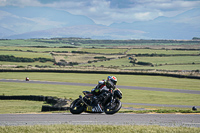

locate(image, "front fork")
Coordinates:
79 95 90 106
109 94 115 109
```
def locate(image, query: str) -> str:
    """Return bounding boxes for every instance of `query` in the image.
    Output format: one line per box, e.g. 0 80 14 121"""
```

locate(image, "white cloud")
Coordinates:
1 0 200 25
0 10 19 19
0 0 42 7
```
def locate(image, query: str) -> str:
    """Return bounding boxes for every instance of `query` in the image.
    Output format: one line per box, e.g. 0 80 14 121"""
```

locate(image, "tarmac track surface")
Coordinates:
0 113 200 127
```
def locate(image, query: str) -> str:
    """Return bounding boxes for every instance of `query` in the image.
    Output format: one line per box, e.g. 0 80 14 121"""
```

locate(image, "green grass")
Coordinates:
135 56 200 65
63 54 123 64
124 64 200 70
0 61 54 67
1 81 199 106
79 56 200 70
0 81 200 108
127 49 200 55
0 45 199 71
121 88 200 105
0 39 71 47
80 57 131 67
120 109 200 114
0 51 52 59
0 124 200 133
0 72 199 90
0 72 199 113
0 100 43 114
0 46 78 52
0 82 87 98
81 48 127 54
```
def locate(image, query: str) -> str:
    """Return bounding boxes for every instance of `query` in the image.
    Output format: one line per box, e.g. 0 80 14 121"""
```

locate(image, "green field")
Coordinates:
0 61 54 66
123 64 200 70
127 48 200 55
0 51 52 59
1 124 200 133
0 39 200 114
0 46 78 52
0 38 199 71
0 72 200 114
0 39 69 47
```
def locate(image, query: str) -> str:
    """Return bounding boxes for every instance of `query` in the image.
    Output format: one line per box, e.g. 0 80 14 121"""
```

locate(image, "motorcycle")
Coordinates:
70 88 122 114
25 77 29 81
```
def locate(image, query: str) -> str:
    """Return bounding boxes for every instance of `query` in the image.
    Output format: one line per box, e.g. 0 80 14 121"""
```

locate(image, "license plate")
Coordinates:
86 106 92 112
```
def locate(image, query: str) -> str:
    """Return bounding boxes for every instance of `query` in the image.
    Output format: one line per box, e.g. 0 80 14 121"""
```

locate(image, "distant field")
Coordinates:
0 39 199 73
0 51 52 59
1 39 200 48
136 56 200 65
63 53 124 64
81 48 128 54
0 61 54 67
79 57 131 67
127 49 200 55
79 56 200 70
122 64 200 70
0 39 69 47
0 46 78 52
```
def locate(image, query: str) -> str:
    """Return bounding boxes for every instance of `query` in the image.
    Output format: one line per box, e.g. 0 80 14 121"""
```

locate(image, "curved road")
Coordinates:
1 79 200 108
0 113 200 127
1 79 200 94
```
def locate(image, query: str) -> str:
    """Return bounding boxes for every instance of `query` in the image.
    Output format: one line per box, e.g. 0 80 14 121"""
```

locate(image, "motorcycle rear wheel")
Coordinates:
70 99 84 114
104 99 122 114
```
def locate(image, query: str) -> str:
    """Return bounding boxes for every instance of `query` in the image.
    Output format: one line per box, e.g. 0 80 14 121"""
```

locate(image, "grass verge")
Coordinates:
119 109 200 114
0 124 200 133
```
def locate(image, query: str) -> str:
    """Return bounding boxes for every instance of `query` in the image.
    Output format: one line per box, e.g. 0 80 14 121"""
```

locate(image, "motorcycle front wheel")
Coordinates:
104 99 122 114
70 98 84 114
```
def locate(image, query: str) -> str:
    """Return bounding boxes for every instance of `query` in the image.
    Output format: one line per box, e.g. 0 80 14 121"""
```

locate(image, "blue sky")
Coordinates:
0 0 200 25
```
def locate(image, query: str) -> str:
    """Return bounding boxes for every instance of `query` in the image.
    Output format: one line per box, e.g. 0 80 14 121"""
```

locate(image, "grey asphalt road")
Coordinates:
0 113 200 127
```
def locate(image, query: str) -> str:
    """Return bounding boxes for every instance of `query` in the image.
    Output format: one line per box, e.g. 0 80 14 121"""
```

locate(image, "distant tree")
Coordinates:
192 37 200 40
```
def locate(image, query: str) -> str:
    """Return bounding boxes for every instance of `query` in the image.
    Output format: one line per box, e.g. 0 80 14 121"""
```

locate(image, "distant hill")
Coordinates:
109 8 200 39
7 25 145 39
0 7 199 39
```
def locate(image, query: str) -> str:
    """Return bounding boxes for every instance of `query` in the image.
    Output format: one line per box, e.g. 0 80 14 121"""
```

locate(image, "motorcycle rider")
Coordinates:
90 76 117 111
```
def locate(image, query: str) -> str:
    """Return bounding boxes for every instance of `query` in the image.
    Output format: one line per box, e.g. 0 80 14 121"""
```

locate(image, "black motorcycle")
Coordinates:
70 88 122 114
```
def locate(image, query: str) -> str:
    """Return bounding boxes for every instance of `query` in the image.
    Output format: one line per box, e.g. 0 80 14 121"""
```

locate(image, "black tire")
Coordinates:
70 99 84 114
104 99 122 115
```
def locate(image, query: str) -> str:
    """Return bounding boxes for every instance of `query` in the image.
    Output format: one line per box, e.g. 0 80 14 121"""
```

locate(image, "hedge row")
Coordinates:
0 95 71 112
0 55 54 63
41 105 69 112
0 95 46 101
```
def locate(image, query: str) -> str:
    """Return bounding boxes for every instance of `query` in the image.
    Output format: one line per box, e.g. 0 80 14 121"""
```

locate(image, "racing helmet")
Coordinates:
106 76 117 88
